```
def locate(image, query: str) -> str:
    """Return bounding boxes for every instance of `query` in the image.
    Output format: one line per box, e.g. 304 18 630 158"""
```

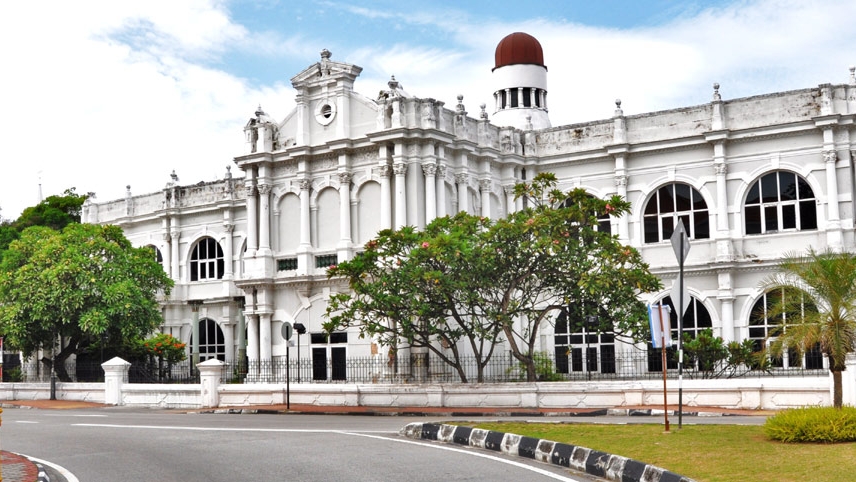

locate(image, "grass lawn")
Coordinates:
466 421 856 482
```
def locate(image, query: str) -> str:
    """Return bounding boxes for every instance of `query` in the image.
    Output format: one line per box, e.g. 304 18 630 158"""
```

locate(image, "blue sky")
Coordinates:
1 0 854 220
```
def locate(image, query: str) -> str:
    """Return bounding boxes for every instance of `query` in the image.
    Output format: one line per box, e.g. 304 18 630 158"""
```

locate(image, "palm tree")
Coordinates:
762 248 856 408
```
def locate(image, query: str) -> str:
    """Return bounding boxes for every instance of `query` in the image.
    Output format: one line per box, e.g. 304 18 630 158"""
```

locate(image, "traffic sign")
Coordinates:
670 219 690 264
281 321 293 341
670 280 691 316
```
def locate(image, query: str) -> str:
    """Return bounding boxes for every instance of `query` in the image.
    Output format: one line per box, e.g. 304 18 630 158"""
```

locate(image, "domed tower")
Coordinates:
491 32 551 130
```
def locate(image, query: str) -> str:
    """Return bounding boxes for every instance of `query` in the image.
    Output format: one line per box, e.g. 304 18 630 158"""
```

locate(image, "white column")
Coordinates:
162 231 173 281
198 359 224 408
394 163 408 228
223 223 234 280
247 314 260 362
423 163 437 222
504 185 516 216
338 172 353 252
259 313 272 365
720 298 735 342
824 149 840 223
299 179 311 248
456 173 469 214
379 165 392 230
170 229 180 281
480 179 492 218
258 184 272 254
436 165 447 218
615 174 629 241
246 182 258 254
101 357 131 406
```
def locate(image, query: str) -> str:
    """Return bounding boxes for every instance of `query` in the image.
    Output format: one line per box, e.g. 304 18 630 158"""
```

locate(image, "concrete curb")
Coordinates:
400 422 696 482
36 462 51 482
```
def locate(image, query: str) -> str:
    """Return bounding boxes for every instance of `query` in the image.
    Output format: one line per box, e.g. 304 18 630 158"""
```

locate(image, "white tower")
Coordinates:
491 32 551 130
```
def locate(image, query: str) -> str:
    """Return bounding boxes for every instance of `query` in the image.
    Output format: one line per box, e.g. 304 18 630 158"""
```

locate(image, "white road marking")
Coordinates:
15 421 39 424
344 432 585 482
73 423 583 481
74 423 391 433
17 454 80 482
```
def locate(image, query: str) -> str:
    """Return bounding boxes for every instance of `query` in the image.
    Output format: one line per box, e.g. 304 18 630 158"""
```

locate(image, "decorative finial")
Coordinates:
126 185 131 192
614 99 623 116
320 49 331 60
388 75 400 90
850 66 855 85
255 105 265 118
479 103 488 120
225 165 232 179
455 95 465 114
170 170 179 182
713 83 721 101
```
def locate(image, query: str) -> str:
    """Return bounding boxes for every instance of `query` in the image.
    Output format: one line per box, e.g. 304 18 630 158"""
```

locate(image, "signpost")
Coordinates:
669 220 691 429
281 322 293 410
649 303 672 432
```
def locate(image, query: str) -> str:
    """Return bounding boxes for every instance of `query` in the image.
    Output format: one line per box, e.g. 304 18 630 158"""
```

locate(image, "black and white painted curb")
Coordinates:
400 422 696 482
36 462 51 482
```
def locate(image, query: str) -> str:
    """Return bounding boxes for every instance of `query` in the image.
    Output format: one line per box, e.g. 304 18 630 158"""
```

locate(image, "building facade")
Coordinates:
84 33 856 380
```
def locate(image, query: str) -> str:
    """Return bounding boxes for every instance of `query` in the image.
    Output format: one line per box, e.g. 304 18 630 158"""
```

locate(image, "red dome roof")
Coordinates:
494 32 545 71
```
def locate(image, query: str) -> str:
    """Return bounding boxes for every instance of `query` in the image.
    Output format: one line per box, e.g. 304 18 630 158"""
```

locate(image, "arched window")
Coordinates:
749 289 823 369
647 295 712 371
643 183 710 243
554 303 616 377
189 237 224 282
744 171 817 235
191 318 226 361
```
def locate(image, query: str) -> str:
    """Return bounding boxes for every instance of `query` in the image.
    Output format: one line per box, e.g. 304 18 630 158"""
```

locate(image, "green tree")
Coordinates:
0 188 88 260
326 173 661 382
762 249 856 408
0 223 173 381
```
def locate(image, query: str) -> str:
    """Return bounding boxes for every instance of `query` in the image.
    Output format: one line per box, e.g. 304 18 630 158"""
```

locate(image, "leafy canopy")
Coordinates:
326 172 661 382
0 223 173 379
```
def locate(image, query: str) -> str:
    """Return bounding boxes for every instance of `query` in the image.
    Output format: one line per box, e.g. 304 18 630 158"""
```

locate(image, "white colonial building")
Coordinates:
83 32 856 381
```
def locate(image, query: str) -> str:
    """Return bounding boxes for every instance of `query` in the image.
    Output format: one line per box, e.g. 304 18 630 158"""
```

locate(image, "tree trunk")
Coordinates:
832 369 843 409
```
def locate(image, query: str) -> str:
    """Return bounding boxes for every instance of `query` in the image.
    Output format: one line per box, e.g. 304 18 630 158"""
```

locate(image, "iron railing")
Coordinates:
12 349 828 384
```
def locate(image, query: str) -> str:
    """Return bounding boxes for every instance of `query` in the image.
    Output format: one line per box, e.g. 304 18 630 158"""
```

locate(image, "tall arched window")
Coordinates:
189 237 224 282
191 318 226 361
744 171 817 235
647 295 712 371
749 289 823 369
643 183 709 243
554 302 615 376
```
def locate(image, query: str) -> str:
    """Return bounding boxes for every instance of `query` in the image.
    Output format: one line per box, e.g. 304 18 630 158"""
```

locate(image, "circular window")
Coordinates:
314 100 336 125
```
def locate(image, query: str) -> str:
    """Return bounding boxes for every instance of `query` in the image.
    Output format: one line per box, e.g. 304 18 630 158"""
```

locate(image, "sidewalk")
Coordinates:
1 451 41 482
0 398 777 416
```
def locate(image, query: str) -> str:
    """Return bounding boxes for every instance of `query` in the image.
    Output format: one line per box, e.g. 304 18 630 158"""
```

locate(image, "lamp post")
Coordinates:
293 323 306 382
188 300 204 377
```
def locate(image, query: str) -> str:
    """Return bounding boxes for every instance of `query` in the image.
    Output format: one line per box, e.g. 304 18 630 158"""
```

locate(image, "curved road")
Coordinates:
2 408 594 481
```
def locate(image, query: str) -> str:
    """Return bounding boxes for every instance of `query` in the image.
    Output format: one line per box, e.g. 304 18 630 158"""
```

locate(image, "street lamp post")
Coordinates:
293 323 306 382
188 300 204 377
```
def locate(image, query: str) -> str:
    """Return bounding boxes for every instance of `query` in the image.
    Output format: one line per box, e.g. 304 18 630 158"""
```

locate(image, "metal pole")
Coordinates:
678 236 685 429
286 342 291 410
50 334 57 400
659 302 670 432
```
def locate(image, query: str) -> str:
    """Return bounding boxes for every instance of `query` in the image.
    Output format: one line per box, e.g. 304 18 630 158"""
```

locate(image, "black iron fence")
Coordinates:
12 349 828 385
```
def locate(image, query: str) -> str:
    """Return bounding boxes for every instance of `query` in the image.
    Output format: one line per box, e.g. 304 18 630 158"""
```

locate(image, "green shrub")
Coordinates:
764 406 856 443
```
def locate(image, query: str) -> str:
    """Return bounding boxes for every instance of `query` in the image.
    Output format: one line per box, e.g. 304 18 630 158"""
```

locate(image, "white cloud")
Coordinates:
1 0 854 221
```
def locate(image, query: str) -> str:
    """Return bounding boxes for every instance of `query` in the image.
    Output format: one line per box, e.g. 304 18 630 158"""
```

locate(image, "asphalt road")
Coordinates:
2 408 602 482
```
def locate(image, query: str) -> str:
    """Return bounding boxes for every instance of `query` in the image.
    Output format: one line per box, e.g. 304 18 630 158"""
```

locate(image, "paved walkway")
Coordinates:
1 451 40 482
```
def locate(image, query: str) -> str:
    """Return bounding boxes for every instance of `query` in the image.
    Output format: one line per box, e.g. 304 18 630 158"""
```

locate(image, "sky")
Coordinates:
1 0 855 220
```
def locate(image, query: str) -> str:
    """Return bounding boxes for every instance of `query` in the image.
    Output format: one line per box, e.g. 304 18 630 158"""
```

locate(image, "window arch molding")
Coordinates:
740 168 820 235
639 179 713 244
186 235 226 282
745 287 824 369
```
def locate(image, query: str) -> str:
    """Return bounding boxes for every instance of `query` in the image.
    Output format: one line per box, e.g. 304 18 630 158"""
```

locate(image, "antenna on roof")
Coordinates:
38 171 43 203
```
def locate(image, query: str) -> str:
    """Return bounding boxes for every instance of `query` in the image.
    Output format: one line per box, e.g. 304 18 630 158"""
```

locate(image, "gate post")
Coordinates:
198 358 225 408
102 357 131 405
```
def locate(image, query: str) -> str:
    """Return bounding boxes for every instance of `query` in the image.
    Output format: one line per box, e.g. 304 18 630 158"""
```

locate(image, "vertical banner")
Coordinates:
649 304 673 348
